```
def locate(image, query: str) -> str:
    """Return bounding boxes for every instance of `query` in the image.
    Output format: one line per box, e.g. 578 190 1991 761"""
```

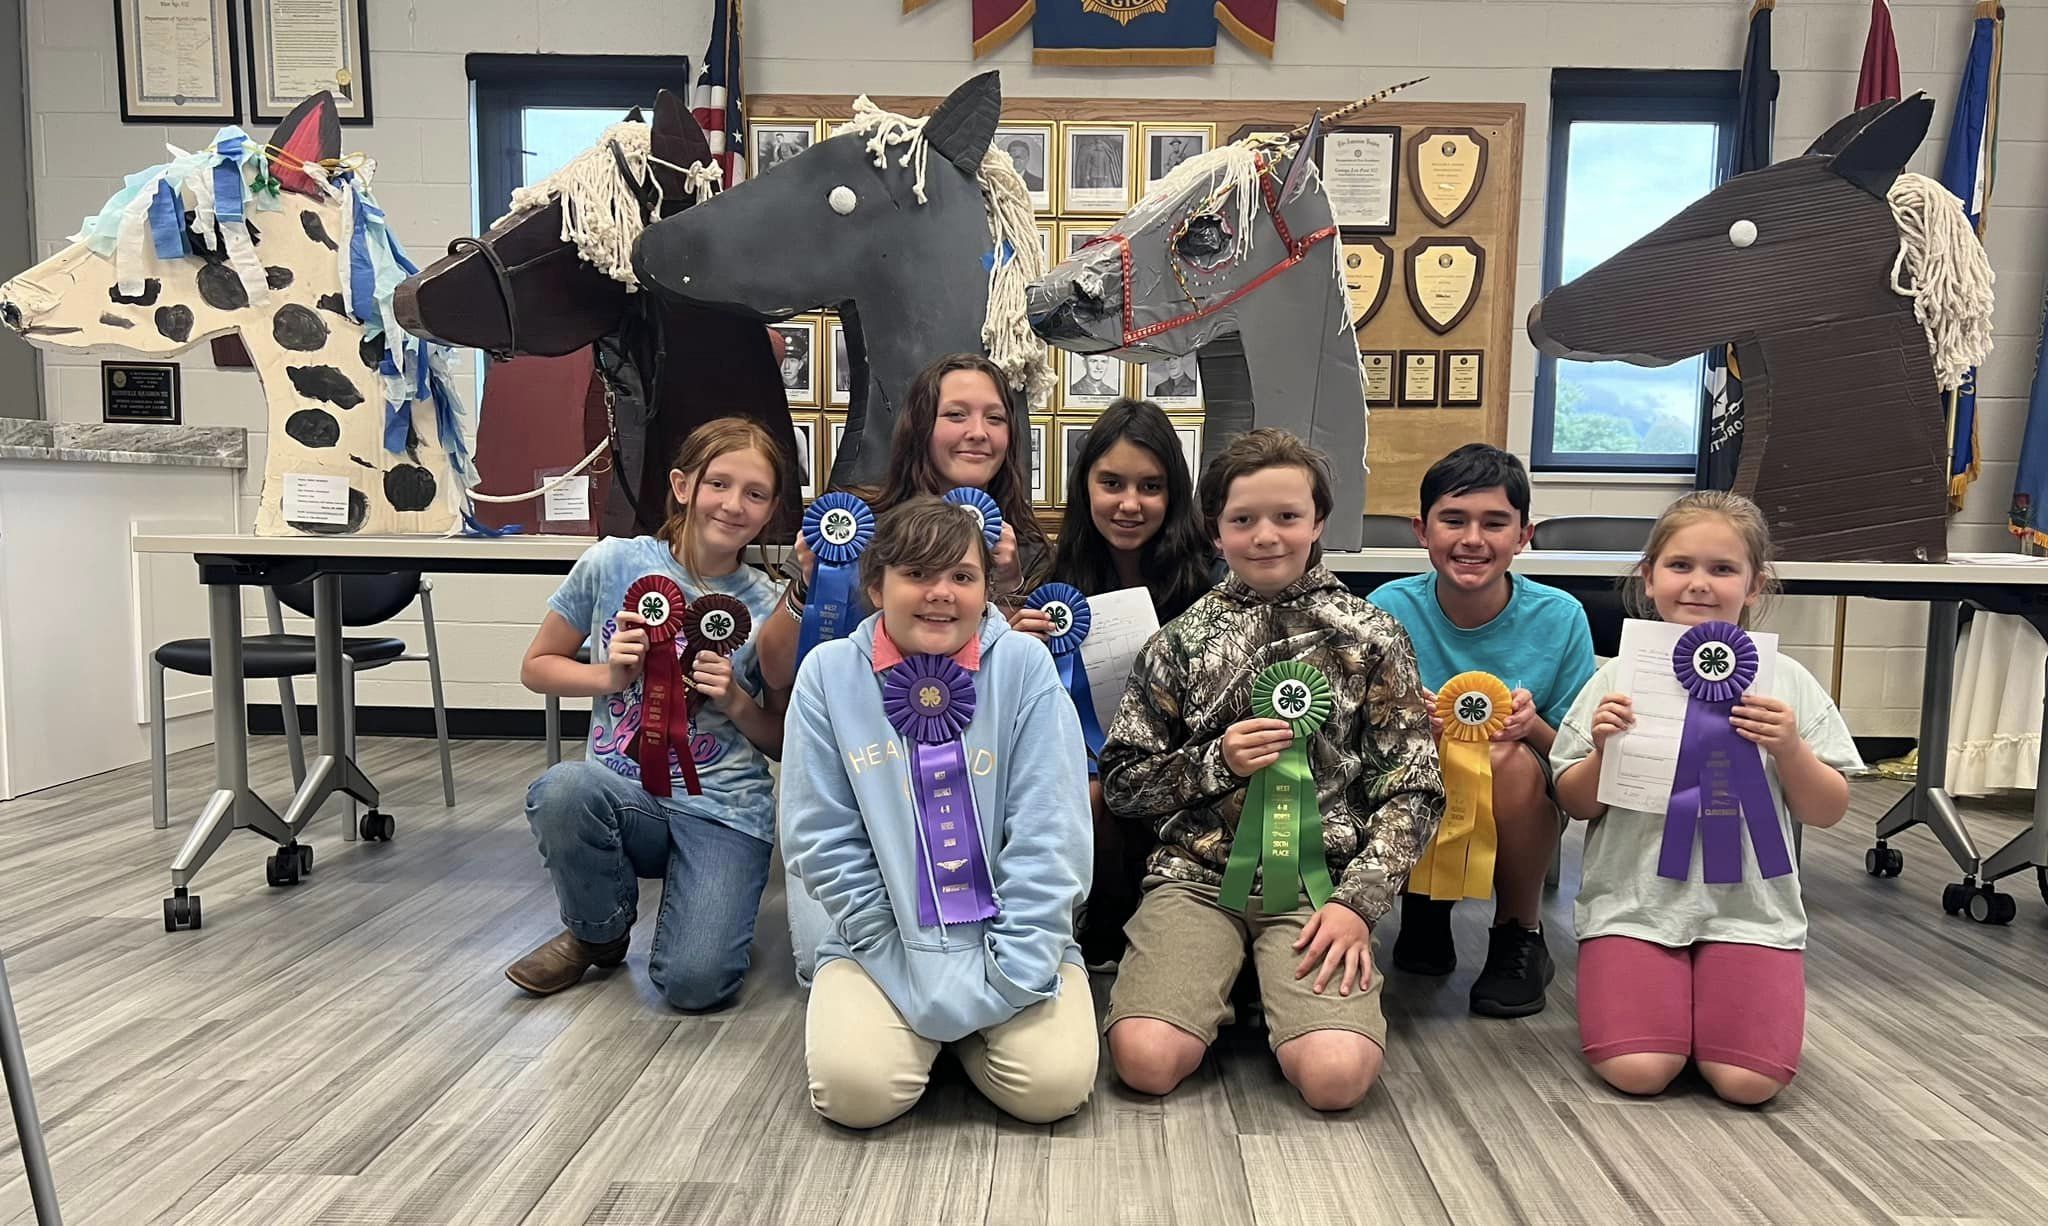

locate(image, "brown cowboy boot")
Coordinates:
505 929 631 995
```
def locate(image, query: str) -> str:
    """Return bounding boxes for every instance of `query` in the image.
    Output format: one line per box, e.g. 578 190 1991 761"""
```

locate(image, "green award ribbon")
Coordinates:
1219 662 1335 916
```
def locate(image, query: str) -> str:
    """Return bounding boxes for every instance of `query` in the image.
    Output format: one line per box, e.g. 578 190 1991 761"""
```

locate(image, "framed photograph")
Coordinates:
789 414 821 500
1028 418 1051 505
1318 126 1399 236
769 317 819 406
995 122 1056 214
1140 353 1201 411
826 318 852 407
243 0 372 125
1171 420 1204 484
1058 420 1096 504
827 413 847 461
1061 349 1131 411
115 0 242 123
750 119 821 178
1141 123 1213 195
1035 221 1057 267
1061 222 1111 261
1061 123 1135 215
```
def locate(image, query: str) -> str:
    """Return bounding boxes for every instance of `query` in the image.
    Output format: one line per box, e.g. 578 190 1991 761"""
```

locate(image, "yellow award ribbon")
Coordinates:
1412 671 1512 901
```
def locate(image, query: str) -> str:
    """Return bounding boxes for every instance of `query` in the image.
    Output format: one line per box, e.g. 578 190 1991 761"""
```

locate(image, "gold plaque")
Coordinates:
1400 350 1440 407
1405 237 1486 335
1342 239 1393 332
1361 350 1395 406
1407 127 1489 227
1444 350 1484 407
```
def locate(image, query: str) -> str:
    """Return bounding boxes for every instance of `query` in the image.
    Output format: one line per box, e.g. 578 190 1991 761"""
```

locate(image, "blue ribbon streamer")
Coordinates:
796 493 876 666
1052 648 1106 774
460 510 522 537
147 181 187 260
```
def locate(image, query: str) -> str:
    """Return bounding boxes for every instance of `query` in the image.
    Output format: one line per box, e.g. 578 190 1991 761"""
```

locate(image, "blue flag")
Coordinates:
1941 11 2000 504
2007 292 2048 548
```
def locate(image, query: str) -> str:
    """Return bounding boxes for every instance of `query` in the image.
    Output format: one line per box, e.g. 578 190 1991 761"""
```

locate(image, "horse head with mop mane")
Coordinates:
631 71 1053 489
1528 94 1995 563
395 90 798 536
0 92 476 535
1023 83 1423 553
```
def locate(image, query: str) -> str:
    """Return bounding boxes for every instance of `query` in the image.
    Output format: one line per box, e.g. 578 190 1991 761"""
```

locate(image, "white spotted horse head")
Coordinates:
0 92 475 536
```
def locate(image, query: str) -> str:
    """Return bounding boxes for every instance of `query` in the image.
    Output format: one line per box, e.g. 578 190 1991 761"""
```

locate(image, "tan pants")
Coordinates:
805 959 1099 1129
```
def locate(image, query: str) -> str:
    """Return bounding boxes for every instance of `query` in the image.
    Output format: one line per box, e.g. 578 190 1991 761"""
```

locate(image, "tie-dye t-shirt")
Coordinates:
547 534 782 844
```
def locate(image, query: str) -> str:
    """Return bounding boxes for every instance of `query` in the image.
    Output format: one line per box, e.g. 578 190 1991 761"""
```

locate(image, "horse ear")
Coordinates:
652 89 711 163
1829 92 1934 196
1278 111 1323 204
268 92 342 198
924 71 1003 178
1805 99 1896 157
624 105 646 124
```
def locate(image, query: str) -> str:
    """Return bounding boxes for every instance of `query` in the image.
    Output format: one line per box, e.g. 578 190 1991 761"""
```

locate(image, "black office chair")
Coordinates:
150 571 455 832
1350 514 1420 597
1529 515 1656 657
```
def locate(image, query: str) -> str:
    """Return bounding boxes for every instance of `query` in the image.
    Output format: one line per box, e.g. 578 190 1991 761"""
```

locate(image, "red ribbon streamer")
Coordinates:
622 575 700 798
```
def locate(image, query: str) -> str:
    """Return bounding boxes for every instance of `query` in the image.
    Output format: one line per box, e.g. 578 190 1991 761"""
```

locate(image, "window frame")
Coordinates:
468 54 695 228
1532 69 1747 476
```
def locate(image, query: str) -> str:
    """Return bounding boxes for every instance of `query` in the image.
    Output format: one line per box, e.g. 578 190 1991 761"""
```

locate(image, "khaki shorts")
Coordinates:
1104 877 1388 1052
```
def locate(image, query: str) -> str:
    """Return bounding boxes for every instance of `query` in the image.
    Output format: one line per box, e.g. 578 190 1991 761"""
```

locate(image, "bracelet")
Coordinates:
783 589 806 622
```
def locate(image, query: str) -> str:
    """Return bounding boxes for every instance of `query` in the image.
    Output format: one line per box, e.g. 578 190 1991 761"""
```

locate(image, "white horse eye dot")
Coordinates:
828 186 857 216
1728 219 1758 248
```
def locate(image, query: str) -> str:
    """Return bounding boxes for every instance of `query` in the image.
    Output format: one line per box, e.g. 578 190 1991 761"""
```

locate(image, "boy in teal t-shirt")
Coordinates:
1369 445 1595 1018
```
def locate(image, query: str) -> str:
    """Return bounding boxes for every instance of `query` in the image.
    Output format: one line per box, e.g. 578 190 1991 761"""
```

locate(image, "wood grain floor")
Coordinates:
0 736 2045 1225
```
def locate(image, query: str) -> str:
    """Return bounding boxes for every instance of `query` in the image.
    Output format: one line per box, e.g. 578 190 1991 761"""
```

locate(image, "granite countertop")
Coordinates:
0 420 247 469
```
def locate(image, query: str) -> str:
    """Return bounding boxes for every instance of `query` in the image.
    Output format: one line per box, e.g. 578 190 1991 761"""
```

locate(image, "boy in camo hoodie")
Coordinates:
1098 429 1444 1112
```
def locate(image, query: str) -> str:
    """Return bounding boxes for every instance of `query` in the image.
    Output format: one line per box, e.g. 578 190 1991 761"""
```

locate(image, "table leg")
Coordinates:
0 956 62 1225
1976 618 2048 889
1872 600 1982 877
277 574 379 834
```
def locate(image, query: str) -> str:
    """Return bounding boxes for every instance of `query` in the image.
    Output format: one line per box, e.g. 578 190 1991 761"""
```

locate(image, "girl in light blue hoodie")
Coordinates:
781 496 1097 1129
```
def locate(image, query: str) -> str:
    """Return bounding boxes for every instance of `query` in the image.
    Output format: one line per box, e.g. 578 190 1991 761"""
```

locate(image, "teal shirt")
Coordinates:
1369 571 1597 730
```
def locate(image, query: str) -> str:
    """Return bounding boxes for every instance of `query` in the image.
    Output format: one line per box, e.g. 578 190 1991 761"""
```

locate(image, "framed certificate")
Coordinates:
1028 418 1051 505
995 122 1056 214
770 317 819 406
1061 223 1111 261
789 413 821 500
1319 126 1398 236
1061 123 1136 216
1057 420 1097 503
828 413 847 461
244 0 372 125
1035 221 1057 268
115 0 242 123
1171 420 1204 484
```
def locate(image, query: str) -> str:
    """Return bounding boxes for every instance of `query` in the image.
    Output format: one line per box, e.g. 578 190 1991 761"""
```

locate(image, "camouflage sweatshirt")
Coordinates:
1098 565 1444 926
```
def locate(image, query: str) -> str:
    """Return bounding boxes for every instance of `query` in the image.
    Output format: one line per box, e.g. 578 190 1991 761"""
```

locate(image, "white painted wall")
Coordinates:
19 0 2048 736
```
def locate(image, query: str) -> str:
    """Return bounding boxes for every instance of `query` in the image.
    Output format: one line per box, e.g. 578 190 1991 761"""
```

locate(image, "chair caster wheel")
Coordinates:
1942 883 1969 916
2038 866 2047 908
1965 887 2015 926
1865 844 1903 878
265 845 303 887
163 892 202 931
359 810 395 842
297 843 314 875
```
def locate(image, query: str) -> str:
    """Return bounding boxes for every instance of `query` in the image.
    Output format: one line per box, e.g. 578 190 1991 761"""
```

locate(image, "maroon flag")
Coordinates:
1856 0 1900 108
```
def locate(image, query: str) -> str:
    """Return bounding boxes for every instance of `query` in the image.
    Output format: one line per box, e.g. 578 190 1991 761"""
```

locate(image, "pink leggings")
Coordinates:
1578 936 1804 1084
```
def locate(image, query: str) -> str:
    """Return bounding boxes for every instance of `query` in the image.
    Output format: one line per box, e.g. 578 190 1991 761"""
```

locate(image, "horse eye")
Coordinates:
1176 214 1228 262
828 185 857 216
1728 219 1758 248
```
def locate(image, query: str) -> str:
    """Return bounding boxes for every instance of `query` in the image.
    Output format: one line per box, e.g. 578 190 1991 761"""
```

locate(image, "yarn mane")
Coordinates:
503 120 720 289
1885 171 1996 389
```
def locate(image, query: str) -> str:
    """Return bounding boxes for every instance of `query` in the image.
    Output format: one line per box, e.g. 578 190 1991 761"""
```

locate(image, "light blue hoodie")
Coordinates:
780 607 1092 1042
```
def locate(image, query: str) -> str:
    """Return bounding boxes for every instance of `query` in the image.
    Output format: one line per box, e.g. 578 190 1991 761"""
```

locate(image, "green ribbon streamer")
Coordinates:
1219 662 1335 916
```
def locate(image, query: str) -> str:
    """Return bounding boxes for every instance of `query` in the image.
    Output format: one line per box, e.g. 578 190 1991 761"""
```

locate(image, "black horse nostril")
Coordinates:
1 301 22 332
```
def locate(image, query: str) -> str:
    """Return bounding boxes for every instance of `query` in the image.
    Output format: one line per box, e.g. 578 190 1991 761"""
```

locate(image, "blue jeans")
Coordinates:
525 761 772 1011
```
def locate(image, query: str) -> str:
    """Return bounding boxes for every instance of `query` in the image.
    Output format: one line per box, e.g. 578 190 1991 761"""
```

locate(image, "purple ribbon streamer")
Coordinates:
1659 622 1795 883
909 740 1000 927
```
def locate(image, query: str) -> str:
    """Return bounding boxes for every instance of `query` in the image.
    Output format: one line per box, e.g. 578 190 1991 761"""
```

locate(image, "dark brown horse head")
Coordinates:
1527 94 1934 364
393 89 714 356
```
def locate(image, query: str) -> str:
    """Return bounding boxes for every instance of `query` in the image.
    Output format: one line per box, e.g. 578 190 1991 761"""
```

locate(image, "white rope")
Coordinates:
502 121 660 288
466 437 612 503
1887 171 1996 390
1123 140 1271 268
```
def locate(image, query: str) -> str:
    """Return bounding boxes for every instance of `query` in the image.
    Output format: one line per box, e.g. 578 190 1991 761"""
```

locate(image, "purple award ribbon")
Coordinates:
882 654 1001 927
1660 621 1794 884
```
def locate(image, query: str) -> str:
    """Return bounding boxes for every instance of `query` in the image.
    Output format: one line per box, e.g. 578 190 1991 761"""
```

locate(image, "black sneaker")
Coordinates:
1391 894 1457 975
1469 924 1554 1018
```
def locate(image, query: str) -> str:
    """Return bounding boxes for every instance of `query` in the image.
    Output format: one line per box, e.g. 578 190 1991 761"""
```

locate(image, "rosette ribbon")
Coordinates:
1661 621 1791 883
943 487 1004 549
797 492 875 665
882 655 1001 926
1219 662 1336 916
621 575 699 798
679 594 752 717
1027 583 1106 772
1412 671 1512 900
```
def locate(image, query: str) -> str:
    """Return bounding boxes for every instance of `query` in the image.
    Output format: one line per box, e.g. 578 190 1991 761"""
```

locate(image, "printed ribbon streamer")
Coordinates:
621 575 700 799
1661 621 1792 883
797 492 876 665
1220 662 1335 916
1412 672 1512 901
882 655 1001 927
944 487 1005 549
679 594 752 716
1028 583 1106 772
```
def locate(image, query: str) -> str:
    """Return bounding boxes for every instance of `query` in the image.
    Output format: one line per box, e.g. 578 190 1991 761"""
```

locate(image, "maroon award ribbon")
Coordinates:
679 594 752 718
621 575 699 798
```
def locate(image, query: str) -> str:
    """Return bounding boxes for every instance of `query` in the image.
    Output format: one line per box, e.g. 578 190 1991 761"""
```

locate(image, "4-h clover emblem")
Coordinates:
637 592 671 625
1273 679 1312 719
1455 692 1494 726
700 610 736 642
1692 641 1734 681
819 507 858 546
1044 602 1072 635
918 684 945 710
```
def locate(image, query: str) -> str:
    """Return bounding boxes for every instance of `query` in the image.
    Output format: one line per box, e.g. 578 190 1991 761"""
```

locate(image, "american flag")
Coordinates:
693 0 746 186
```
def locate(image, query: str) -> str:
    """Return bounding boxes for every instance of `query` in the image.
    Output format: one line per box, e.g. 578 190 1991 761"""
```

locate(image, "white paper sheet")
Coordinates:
542 474 591 523
1077 587 1160 735
281 473 349 525
1596 618 1776 813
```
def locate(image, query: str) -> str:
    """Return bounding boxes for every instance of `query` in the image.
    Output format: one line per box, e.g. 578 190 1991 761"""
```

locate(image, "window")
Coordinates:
1533 70 1745 475
469 55 696 227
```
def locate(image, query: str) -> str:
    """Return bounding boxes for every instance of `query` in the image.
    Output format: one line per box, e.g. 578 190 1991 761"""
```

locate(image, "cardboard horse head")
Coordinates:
1528 94 1996 562
395 90 797 538
633 71 1051 490
1025 110 1375 551
0 93 475 535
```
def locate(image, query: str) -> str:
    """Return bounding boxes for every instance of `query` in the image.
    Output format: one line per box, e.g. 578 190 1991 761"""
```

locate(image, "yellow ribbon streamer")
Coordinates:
1413 671 1512 901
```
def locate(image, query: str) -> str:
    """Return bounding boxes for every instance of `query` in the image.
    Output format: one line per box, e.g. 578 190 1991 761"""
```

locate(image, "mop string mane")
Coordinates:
501 120 720 290
1886 171 1996 390
834 97 1053 410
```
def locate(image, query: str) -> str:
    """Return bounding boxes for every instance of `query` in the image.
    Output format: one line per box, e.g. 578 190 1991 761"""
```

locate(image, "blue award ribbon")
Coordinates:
1027 582 1106 775
797 492 876 666
943 487 1003 549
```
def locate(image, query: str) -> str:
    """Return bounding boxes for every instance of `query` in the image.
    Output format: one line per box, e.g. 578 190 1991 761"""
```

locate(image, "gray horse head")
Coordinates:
632 72 1006 488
